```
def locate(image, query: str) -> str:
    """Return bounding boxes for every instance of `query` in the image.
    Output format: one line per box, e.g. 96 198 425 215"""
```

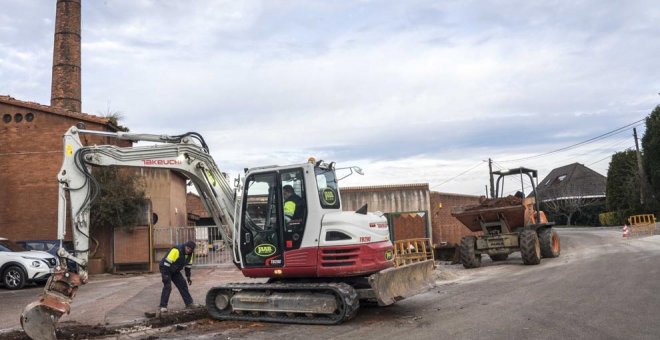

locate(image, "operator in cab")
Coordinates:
283 185 305 221
158 241 200 312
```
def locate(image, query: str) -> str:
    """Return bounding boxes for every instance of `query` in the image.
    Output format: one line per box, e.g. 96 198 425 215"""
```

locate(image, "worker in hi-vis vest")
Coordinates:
158 241 200 312
282 184 305 221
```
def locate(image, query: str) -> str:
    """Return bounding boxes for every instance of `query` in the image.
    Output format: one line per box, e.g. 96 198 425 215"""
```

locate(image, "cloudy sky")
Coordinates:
1 0 658 196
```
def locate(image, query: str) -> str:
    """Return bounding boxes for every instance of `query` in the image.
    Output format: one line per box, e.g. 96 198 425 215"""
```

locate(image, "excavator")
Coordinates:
20 125 436 340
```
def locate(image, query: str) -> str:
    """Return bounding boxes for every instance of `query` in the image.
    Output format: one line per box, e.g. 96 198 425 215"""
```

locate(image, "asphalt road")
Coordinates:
160 228 660 340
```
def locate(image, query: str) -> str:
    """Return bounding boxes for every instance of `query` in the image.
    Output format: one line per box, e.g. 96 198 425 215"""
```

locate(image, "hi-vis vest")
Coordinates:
159 244 193 272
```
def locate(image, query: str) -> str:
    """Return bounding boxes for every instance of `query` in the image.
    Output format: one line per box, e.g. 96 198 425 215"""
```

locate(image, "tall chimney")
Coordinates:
51 0 81 112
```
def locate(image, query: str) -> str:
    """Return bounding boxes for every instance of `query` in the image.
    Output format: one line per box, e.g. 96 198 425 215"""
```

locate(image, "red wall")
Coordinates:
430 192 482 246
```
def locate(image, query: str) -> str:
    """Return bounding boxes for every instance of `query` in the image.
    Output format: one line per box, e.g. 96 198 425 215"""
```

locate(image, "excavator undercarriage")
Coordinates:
205 259 435 325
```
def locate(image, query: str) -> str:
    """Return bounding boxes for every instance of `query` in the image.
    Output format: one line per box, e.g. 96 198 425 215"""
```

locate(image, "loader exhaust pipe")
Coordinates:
20 267 83 340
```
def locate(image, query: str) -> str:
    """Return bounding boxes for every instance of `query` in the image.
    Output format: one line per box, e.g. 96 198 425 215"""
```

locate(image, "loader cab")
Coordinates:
238 161 341 269
491 167 542 223
491 167 539 199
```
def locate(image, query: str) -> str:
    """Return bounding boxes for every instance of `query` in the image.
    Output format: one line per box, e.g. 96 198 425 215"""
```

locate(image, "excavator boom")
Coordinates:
21 126 239 339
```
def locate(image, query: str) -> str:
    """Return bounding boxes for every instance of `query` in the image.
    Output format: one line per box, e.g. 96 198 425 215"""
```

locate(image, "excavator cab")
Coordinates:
236 161 342 276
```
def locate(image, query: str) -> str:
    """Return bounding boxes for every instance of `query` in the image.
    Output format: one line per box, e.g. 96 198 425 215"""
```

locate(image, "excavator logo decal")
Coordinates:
143 159 183 165
321 188 337 205
255 244 277 257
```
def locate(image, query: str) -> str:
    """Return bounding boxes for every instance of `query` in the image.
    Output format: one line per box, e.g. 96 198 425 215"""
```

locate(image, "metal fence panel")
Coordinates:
153 226 231 267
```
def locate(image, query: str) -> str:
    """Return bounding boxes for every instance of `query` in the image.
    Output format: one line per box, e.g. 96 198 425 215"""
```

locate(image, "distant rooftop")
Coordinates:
535 163 606 200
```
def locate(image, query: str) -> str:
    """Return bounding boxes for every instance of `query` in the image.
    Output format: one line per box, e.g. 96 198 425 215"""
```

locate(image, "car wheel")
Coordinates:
3 265 27 290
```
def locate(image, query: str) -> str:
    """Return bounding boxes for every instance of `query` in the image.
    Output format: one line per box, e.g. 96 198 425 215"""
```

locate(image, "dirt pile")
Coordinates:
463 195 522 211
1 308 208 340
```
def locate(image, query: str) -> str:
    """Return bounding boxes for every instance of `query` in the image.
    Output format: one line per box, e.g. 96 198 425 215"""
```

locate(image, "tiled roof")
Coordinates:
0 95 110 126
535 163 606 199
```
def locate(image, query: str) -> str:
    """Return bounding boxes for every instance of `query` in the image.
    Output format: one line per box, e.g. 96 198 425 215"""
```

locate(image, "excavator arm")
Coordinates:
22 126 438 339
21 126 240 340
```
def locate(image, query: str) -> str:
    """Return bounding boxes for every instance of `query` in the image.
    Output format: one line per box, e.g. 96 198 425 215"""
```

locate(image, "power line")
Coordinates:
549 135 631 167
497 118 645 163
431 161 485 189
431 118 645 192
587 145 635 166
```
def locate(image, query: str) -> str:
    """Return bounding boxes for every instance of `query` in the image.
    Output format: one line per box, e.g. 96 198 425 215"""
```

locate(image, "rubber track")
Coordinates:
205 282 359 325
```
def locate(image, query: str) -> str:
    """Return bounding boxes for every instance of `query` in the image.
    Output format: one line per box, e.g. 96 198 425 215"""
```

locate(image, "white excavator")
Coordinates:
20 125 436 340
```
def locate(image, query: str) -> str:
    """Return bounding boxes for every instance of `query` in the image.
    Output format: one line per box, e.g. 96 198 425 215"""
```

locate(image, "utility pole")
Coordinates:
633 128 646 205
488 158 495 198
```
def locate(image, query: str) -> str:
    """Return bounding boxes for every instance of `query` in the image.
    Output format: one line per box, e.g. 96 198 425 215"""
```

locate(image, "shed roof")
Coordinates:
341 183 429 193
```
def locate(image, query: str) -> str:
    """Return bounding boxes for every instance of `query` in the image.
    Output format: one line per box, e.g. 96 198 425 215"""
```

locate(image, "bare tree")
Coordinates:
541 183 604 226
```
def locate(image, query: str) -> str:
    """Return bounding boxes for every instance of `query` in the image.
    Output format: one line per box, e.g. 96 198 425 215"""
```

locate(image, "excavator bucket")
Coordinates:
21 269 81 340
368 259 435 306
21 302 63 340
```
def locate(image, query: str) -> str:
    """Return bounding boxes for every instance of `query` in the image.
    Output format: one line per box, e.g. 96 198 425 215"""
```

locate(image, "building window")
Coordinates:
14 113 23 123
2 114 10 123
25 112 34 122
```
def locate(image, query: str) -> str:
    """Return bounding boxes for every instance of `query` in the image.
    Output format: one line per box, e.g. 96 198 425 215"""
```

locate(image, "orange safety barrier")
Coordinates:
627 214 657 237
392 238 434 268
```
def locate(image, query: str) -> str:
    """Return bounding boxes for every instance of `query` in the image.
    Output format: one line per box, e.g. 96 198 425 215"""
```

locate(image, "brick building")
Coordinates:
0 95 190 272
340 183 433 241
187 192 210 220
340 183 481 246
429 192 481 246
0 0 192 273
0 95 121 241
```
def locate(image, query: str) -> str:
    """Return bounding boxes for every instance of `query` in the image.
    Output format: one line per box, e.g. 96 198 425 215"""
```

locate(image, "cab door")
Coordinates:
239 172 284 267
279 168 307 252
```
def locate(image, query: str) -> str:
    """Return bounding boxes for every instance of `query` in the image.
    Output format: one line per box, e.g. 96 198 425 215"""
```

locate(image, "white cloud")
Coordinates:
1 0 658 196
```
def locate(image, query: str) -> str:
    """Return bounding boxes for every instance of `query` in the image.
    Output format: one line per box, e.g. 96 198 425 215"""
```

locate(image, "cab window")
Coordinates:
315 168 340 209
281 169 306 222
281 169 307 250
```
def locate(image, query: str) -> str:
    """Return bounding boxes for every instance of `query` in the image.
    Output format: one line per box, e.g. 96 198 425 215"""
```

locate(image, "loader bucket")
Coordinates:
368 259 435 306
21 302 63 340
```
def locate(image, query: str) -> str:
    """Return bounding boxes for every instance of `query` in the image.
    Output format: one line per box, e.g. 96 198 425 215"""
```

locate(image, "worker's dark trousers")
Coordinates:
159 266 193 308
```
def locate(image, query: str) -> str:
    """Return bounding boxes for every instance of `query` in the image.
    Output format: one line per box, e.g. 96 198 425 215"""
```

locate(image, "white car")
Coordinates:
0 237 58 289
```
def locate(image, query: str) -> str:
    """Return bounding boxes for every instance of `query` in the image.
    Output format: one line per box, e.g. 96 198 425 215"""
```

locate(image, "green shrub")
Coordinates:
598 211 627 225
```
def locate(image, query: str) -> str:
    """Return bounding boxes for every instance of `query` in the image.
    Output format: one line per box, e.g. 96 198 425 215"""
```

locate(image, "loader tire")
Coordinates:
460 236 481 269
538 228 560 258
520 229 541 265
489 254 509 261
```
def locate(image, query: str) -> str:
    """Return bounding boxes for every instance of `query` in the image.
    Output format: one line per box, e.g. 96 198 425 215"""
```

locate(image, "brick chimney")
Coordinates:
51 0 81 113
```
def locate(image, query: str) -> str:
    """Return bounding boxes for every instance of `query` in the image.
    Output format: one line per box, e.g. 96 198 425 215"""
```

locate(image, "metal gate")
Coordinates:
153 226 231 267
386 211 431 241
